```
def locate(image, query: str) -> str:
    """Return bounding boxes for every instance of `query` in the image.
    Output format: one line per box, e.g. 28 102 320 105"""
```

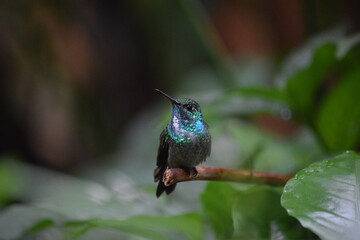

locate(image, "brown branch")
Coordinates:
163 166 294 186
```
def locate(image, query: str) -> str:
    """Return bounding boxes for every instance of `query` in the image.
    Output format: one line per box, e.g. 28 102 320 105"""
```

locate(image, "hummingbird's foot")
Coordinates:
163 167 199 186
163 168 177 186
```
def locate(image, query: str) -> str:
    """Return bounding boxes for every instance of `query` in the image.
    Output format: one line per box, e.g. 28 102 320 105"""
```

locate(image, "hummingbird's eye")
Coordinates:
184 104 194 112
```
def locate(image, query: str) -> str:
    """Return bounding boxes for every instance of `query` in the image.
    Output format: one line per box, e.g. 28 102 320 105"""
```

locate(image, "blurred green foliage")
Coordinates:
1 0 360 239
1 35 359 239
0 161 21 207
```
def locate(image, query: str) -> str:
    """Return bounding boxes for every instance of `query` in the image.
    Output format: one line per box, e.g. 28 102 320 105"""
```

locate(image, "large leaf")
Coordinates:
281 151 360 240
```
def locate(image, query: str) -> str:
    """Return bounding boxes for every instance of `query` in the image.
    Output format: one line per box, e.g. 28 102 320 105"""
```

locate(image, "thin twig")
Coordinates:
163 166 294 186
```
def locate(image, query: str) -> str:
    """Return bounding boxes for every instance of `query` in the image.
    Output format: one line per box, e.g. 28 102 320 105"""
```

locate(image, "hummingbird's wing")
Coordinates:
153 128 169 182
204 122 211 157
154 128 177 197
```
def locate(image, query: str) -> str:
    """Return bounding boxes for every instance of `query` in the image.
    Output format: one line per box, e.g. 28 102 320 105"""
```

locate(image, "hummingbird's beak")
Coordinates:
155 89 181 105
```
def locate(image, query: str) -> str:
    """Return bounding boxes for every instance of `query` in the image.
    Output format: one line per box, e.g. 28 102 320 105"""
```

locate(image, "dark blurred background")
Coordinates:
0 0 358 172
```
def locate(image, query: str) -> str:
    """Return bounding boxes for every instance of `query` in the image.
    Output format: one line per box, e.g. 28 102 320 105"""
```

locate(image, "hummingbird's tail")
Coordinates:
156 181 176 198
154 166 176 197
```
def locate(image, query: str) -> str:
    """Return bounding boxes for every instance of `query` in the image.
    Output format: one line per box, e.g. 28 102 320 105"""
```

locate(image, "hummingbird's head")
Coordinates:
155 89 204 123
156 89 207 140
172 98 203 122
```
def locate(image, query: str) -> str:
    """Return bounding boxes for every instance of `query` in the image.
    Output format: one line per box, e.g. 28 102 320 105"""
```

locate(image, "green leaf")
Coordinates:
281 151 360 240
22 218 56 235
0 160 22 206
335 32 360 58
200 182 238 239
65 212 203 240
285 42 337 122
232 185 312 240
315 52 360 152
201 182 312 240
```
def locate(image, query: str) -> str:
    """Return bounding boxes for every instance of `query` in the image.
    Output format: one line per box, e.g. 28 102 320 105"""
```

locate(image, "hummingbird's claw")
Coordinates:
162 167 198 187
163 168 176 186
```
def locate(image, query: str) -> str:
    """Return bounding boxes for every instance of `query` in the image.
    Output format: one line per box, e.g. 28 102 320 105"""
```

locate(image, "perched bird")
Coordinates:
154 89 211 197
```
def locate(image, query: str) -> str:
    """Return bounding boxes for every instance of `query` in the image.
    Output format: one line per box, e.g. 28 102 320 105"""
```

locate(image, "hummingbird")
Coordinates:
154 89 211 197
